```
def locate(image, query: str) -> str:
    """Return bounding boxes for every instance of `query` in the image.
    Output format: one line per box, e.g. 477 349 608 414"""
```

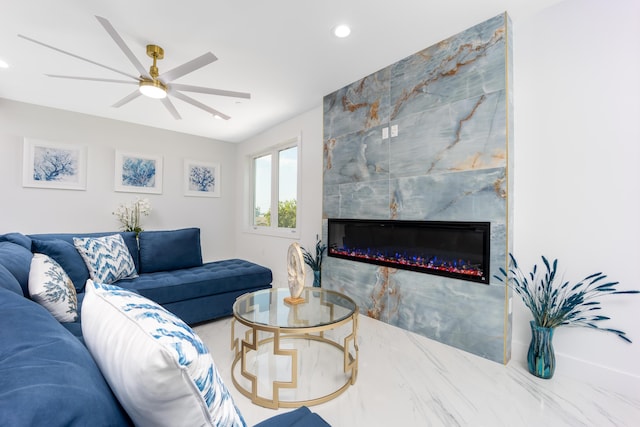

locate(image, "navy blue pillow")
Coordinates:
254 406 331 427
0 286 132 426
138 228 203 274
29 232 140 275
0 242 33 296
31 238 89 292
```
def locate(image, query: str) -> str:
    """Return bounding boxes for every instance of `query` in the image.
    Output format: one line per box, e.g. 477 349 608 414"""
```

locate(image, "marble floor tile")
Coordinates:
195 315 640 427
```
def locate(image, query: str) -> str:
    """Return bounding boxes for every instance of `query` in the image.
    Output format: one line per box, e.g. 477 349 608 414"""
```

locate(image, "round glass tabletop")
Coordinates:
233 287 357 329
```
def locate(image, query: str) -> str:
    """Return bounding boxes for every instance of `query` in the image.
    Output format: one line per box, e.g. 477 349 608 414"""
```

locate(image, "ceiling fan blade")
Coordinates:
46 74 138 84
159 52 217 83
112 90 142 108
171 91 230 120
170 83 250 99
161 97 182 120
95 16 150 79
18 34 140 81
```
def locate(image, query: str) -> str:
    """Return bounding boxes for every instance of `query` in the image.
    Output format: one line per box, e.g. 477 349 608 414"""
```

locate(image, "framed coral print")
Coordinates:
114 151 163 194
184 159 220 197
22 138 87 190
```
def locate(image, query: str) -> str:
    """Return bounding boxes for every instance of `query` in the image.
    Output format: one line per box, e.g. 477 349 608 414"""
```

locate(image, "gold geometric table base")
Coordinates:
231 312 358 409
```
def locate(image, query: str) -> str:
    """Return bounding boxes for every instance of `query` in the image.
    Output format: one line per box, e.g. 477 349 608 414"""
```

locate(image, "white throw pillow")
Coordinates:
28 253 78 322
81 280 246 427
73 234 137 284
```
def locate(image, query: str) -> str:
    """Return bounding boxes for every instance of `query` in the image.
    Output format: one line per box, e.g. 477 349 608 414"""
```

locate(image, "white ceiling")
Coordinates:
0 0 563 143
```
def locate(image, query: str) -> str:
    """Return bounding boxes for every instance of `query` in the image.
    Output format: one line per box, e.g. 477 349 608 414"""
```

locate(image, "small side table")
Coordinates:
231 287 358 409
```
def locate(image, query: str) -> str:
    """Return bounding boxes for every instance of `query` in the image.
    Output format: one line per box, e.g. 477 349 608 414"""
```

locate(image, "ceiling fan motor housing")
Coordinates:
146 44 163 78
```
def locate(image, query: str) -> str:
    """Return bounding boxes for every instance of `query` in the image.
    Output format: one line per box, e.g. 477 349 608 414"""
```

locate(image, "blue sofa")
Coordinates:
0 229 329 426
23 228 273 324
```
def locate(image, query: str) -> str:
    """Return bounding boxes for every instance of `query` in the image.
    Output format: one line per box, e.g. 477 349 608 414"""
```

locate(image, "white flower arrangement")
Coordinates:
113 197 151 233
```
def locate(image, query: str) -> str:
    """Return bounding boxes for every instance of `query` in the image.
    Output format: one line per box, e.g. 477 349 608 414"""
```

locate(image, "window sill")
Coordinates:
244 226 300 239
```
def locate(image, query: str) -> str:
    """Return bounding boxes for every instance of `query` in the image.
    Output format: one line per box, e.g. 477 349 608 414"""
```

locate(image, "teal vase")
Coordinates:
313 270 321 287
527 320 555 379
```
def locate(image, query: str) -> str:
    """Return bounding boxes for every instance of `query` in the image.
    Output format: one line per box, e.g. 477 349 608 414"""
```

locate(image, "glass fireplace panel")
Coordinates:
327 219 490 284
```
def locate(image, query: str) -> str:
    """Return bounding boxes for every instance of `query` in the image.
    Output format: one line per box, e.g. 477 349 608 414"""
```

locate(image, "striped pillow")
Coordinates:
73 234 137 284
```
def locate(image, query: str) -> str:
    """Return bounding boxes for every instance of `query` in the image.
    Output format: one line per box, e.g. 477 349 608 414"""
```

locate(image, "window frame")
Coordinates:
247 135 301 238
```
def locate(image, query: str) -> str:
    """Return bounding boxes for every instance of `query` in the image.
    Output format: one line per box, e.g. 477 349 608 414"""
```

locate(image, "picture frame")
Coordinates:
22 138 87 190
184 159 220 197
114 151 163 194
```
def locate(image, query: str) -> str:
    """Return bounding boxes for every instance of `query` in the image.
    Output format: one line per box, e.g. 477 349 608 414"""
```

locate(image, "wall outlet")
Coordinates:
382 127 389 139
391 124 399 137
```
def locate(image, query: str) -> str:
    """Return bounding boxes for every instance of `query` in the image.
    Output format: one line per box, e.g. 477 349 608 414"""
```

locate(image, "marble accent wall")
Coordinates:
322 13 513 363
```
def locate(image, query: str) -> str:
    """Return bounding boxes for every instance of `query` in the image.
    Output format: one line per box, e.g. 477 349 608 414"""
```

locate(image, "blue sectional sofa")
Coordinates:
0 228 330 426
25 228 274 325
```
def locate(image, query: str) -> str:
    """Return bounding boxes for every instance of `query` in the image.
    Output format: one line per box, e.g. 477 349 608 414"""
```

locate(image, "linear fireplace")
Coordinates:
327 219 491 284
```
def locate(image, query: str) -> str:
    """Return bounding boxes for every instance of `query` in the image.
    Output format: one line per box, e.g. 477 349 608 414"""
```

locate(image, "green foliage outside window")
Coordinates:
263 199 296 228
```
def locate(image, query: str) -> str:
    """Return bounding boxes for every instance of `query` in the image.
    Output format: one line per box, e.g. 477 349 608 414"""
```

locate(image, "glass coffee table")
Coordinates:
231 287 358 409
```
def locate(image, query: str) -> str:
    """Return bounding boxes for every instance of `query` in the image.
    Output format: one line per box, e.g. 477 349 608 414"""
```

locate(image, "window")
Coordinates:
250 137 300 236
253 154 272 226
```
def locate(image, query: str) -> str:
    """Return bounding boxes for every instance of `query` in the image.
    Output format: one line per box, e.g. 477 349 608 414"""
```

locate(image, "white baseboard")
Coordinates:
511 340 640 397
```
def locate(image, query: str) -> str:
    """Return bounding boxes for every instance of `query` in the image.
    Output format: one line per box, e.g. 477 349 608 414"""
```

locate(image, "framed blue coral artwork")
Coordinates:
114 151 163 194
22 138 87 190
184 159 220 197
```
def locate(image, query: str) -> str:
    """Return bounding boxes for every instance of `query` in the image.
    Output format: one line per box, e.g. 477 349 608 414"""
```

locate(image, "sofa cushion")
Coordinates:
138 228 203 274
0 241 33 296
0 264 23 296
29 231 141 273
60 292 85 343
0 286 131 426
118 258 273 305
82 280 246 427
74 234 138 284
28 253 78 322
0 232 32 250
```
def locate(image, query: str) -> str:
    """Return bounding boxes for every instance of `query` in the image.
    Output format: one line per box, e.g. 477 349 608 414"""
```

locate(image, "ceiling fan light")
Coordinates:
139 79 167 99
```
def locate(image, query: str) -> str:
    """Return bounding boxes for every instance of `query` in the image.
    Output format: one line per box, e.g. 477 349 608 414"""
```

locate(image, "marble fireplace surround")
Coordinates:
322 13 514 363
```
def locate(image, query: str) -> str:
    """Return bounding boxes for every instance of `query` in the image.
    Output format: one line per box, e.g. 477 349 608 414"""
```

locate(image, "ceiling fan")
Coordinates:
17 15 250 120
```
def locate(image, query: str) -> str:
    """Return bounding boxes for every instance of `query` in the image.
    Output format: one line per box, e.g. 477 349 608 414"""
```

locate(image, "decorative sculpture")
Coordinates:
285 242 306 305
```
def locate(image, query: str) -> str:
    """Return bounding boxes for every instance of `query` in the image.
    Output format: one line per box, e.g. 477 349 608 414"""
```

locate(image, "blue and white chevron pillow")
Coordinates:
81 280 246 427
73 234 137 284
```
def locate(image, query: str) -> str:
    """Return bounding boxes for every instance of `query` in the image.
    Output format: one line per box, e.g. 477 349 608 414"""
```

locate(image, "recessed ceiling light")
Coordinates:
333 24 351 38
0 59 9 69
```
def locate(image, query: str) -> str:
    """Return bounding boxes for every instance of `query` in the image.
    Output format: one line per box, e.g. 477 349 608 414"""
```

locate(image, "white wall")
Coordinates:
233 0 640 394
234 106 323 288
0 98 237 261
513 0 640 393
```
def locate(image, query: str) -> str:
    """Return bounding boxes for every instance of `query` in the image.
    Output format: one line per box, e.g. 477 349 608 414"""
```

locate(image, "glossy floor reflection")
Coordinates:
195 315 640 426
